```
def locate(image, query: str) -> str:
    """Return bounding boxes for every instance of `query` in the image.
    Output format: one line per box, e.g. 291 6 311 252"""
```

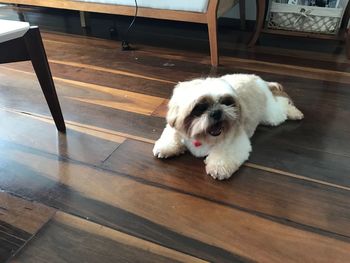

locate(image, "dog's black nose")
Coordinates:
210 110 222 120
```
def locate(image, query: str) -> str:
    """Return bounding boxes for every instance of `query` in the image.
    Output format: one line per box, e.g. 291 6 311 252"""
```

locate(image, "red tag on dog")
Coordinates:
193 140 202 147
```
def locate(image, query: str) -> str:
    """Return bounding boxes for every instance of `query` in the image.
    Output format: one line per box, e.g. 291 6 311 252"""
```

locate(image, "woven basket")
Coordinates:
267 2 347 34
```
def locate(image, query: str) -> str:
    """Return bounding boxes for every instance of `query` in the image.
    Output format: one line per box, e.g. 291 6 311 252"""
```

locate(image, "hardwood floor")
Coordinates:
1 5 350 263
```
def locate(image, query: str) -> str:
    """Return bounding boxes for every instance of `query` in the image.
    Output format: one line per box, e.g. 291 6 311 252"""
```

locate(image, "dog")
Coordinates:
153 74 303 180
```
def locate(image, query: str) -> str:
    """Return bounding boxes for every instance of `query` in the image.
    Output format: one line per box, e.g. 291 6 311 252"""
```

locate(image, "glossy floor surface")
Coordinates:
1 5 350 263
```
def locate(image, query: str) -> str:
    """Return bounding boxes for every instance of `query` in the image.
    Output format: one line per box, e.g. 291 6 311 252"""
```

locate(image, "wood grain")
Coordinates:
49 59 176 84
0 109 123 165
0 192 55 235
0 136 350 262
0 66 165 140
1 66 166 116
12 211 207 263
37 35 350 84
3 58 350 188
38 30 350 78
0 139 250 262
1 11 350 263
40 30 350 72
36 39 210 82
3 59 176 98
103 139 350 238
220 56 350 84
0 192 55 262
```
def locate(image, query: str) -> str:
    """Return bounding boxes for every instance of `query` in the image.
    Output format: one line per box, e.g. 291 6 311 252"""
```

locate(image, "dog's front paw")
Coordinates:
153 140 185 159
205 158 239 180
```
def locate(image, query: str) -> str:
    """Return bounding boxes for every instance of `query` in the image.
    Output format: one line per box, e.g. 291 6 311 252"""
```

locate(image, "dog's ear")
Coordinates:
166 79 205 128
166 99 179 128
166 82 184 128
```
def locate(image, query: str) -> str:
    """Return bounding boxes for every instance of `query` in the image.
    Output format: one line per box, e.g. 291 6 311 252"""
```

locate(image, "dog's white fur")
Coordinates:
153 74 303 180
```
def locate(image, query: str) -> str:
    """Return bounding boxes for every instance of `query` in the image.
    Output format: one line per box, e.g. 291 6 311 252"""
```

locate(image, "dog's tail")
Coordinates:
267 82 304 121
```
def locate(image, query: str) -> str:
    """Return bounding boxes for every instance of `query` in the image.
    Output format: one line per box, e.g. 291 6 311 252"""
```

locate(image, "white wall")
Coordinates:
223 0 257 20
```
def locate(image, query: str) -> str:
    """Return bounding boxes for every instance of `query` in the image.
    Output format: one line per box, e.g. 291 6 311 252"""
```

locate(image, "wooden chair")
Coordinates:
0 0 244 66
0 19 66 132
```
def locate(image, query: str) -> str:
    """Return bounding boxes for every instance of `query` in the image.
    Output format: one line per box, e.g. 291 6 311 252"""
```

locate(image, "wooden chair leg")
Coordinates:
248 0 266 47
207 17 219 67
23 27 66 132
346 29 350 59
239 0 246 31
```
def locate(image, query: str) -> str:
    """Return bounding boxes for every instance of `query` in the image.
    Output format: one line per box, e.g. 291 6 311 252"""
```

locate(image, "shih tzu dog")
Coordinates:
153 74 303 180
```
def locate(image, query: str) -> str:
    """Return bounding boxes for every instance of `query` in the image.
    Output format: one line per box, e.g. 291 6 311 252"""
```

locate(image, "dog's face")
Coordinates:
167 78 241 142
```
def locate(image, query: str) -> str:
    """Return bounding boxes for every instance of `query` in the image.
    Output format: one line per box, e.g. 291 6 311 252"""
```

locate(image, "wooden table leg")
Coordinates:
248 0 266 47
24 27 66 132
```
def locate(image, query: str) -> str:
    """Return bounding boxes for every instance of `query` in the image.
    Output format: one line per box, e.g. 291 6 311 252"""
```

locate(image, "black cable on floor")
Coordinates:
122 0 138 50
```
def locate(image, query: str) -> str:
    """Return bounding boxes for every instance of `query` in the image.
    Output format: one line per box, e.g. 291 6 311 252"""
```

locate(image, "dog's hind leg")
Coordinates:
268 82 304 121
287 103 304 120
261 82 303 126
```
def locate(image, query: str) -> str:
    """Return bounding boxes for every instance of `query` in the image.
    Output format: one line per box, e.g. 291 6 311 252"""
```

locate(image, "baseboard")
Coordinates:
218 17 255 31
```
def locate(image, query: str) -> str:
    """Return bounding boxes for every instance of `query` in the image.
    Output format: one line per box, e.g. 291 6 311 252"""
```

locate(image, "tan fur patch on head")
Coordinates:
268 82 294 105
268 82 284 92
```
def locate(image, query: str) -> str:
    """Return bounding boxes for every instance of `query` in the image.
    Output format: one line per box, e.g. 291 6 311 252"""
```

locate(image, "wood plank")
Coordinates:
43 38 211 82
6 32 350 96
3 61 350 188
220 44 350 73
0 191 55 262
0 108 123 166
0 66 165 141
4 107 157 144
0 135 350 262
4 53 350 189
0 141 252 262
49 59 176 84
1 9 350 263
103 139 350 238
10 107 350 192
250 128 350 185
4 59 175 98
39 31 350 74
151 100 169 117
13 104 343 192
36 34 350 84
37 30 347 65
3 58 175 98
13 211 206 263
8 31 350 99
1 65 166 116
0 192 55 235
0 108 241 262
220 56 350 84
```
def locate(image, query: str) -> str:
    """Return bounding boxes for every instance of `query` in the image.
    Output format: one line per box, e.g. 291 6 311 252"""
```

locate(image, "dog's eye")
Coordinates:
191 103 209 117
220 97 235 107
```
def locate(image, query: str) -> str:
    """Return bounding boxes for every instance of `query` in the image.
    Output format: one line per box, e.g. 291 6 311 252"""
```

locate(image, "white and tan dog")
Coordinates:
153 74 303 180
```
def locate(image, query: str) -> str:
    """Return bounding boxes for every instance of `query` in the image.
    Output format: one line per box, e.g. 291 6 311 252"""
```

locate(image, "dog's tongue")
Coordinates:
208 123 222 137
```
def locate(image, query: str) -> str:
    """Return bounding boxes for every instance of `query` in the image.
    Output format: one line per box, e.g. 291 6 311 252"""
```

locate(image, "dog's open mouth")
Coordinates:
208 122 222 137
